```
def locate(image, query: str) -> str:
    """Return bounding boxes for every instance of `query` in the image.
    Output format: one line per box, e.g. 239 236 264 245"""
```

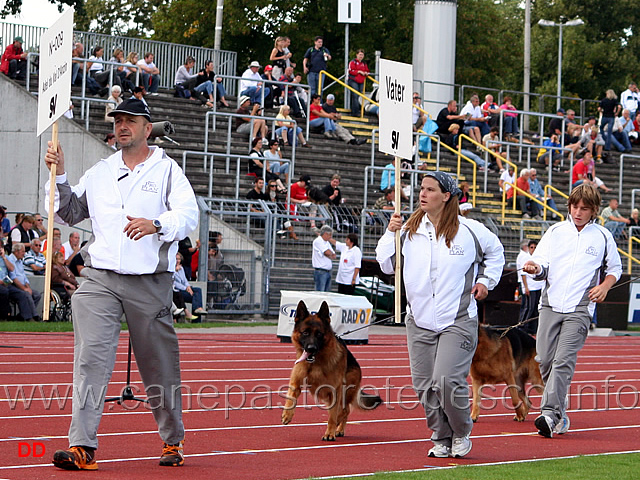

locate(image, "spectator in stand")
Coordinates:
309 93 337 138
608 110 633 153
459 182 470 204
499 164 515 196
303 36 331 96
275 104 311 148
104 133 117 150
24 239 46 275
482 127 505 171
311 225 336 292
178 236 199 281
32 213 47 240
173 252 206 320
538 134 563 171
62 231 81 265
412 93 427 132
629 209 640 237
290 175 318 228
195 60 229 107
51 251 79 296
87 46 118 91
235 95 267 140
508 168 539 219
322 94 367 145
572 151 611 192
0 205 10 243
248 138 287 192
246 177 269 203
620 108 635 143
1 36 28 80
460 94 488 141
263 138 290 185
42 227 64 258
174 56 198 90
529 168 559 219
548 108 566 137
445 124 487 170
71 42 85 86
348 49 370 116
283 37 296 69
123 51 143 88
335 233 362 295
1 245 35 322
499 96 519 137
8 243 42 321
8 214 36 253
105 85 123 122
621 83 640 121
374 189 396 211
0 249 11 320
261 65 279 108
481 94 501 127
68 240 88 278
265 179 298 240
436 100 466 135
580 126 606 162
240 61 270 105
564 110 583 142
380 158 398 191
110 48 135 93
598 89 621 153
322 174 356 233
137 52 160 94
601 198 630 239
269 36 290 82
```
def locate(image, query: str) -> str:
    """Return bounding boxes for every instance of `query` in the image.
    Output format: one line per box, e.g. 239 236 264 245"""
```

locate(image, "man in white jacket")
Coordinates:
45 99 198 470
524 183 622 439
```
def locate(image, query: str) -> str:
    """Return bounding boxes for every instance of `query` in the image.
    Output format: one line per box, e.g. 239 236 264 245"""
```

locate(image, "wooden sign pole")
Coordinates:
394 156 401 324
42 122 58 321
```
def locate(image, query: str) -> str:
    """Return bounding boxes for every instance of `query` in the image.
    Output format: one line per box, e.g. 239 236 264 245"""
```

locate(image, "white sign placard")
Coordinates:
628 283 640 323
37 8 74 137
378 58 413 160
338 0 362 23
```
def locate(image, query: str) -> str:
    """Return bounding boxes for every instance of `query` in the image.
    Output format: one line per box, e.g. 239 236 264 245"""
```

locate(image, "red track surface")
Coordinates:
0 331 639 479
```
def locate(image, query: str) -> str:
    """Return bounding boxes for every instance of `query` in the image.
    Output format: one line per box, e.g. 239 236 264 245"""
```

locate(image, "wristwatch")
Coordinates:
152 219 162 233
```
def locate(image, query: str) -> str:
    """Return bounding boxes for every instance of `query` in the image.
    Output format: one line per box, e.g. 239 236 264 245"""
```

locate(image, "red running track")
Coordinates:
0 331 639 479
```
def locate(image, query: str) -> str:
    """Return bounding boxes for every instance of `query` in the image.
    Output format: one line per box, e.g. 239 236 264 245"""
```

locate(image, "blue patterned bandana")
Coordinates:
424 171 462 198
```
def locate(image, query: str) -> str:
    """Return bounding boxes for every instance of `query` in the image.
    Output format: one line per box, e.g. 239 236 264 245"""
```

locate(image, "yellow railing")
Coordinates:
543 184 568 221
424 134 477 206
628 236 640 274
317 70 429 119
459 134 517 210
501 182 564 225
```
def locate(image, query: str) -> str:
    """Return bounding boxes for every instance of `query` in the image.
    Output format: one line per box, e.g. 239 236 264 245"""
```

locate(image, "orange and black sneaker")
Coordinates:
52 446 98 470
159 440 184 466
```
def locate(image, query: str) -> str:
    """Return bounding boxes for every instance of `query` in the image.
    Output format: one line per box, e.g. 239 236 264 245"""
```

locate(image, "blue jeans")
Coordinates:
604 221 625 239
460 149 486 168
314 268 332 292
276 126 303 145
601 116 615 151
178 287 203 311
241 86 271 105
268 161 289 175
310 117 335 132
307 71 321 96
504 116 519 134
141 72 159 93
195 80 214 96
612 131 632 152
348 79 364 115
465 120 490 136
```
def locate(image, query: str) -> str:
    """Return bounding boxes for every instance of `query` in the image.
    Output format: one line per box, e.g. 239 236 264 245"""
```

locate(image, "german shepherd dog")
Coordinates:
470 324 544 422
281 300 383 440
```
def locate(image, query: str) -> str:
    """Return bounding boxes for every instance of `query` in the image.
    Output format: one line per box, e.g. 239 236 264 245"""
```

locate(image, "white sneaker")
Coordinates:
451 435 472 458
427 443 451 458
535 414 555 438
554 414 570 435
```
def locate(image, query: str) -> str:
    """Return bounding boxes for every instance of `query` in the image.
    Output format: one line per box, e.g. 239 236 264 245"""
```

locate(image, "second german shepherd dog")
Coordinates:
470 324 544 422
281 300 383 440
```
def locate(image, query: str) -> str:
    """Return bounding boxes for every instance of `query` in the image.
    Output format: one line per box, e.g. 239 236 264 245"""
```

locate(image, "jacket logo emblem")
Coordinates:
460 340 473 352
450 245 464 255
141 181 158 193
585 246 598 257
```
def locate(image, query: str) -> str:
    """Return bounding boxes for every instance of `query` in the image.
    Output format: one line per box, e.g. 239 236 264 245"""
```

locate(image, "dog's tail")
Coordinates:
357 390 383 410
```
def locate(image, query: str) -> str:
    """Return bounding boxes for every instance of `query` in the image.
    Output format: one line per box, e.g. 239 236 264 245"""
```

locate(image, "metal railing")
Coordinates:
631 189 640 212
618 154 640 204
543 184 568 221
501 181 563 225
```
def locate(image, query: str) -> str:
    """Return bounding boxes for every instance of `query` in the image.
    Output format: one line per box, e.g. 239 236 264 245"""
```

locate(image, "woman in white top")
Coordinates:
87 46 113 88
335 233 362 295
376 171 504 459
263 138 290 184
275 105 311 148
104 85 123 122
123 52 140 87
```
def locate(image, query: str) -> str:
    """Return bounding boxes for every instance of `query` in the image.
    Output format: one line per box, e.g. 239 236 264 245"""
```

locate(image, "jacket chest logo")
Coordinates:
585 246 598 257
141 181 159 193
449 244 464 255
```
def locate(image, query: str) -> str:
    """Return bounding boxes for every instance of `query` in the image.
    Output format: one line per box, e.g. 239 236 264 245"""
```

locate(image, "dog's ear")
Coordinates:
317 301 331 323
295 300 309 324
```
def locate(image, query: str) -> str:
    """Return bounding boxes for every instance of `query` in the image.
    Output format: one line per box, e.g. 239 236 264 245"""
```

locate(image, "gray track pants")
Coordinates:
68 268 184 449
406 313 477 446
536 305 590 422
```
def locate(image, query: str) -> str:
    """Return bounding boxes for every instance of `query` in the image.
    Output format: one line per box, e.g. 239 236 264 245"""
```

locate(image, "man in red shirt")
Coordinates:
508 168 539 219
347 49 370 116
1 36 28 80
309 94 337 138
289 175 318 228
572 153 592 188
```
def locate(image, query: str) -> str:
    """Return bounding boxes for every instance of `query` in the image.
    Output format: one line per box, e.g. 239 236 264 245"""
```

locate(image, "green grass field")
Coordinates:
324 452 640 479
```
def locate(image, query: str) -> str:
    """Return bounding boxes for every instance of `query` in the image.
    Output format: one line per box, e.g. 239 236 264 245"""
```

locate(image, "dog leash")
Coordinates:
338 311 406 338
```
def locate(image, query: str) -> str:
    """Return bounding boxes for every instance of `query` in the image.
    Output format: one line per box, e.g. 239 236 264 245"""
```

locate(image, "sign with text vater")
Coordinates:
37 8 74 137
378 59 413 160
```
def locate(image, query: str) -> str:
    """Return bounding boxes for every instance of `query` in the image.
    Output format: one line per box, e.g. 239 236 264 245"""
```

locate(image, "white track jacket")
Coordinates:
45 147 198 275
531 216 622 315
376 215 504 332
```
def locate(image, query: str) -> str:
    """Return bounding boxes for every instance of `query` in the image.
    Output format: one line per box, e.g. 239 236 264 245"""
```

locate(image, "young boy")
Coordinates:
523 183 621 438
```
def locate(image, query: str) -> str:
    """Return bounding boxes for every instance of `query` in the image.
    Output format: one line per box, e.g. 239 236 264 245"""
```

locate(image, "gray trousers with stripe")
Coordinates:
68 268 184 449
406 313 477 446
536 305 591 423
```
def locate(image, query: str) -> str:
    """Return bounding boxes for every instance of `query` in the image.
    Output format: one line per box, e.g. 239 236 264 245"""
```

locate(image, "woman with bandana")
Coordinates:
376 171 504 459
